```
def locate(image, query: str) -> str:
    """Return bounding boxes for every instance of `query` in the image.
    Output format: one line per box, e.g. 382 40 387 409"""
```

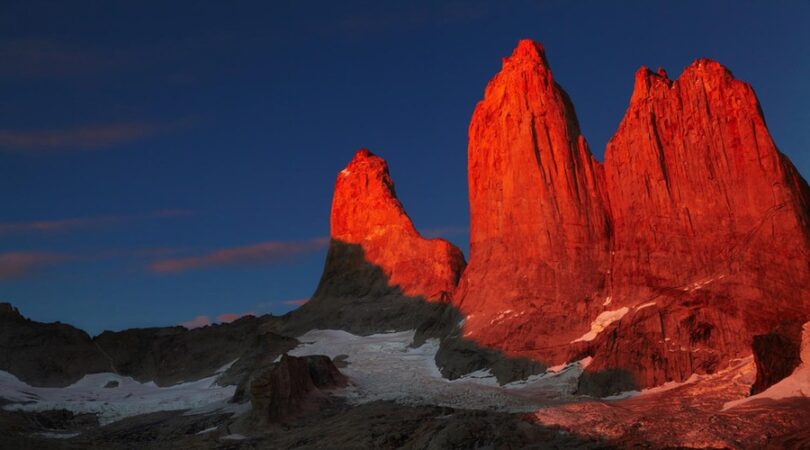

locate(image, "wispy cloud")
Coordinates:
180 315 211 330
217 312 256 323
149 237 328 274
0 210 191 236
282 298 309 306
0 252 69 280
254 298 310 312
0 122 177 154
94 246 187 260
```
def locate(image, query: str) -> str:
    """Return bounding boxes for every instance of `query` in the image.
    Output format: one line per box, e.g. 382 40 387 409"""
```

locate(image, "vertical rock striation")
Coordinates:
454 40 611 359
588 60 810 389
453 39 810 392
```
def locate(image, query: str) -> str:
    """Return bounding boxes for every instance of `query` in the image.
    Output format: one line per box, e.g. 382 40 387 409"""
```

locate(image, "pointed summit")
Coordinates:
455 39 611 357
593 56 810 389
505 39 549 66
329 149 465 302
330 148 413 243
284 148 466 336
448 40 810 393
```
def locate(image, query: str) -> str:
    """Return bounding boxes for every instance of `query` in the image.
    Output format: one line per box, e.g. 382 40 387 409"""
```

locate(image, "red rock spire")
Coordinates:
452 40 810 390
454 39 611 355
330 149 466 301
604 59 810 320
576 59 810 388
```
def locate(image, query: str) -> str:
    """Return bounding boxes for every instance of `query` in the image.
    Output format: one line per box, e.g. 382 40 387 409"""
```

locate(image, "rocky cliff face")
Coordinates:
452 39 810 392
249 354 346 424
604 60 810 321
284 149 466 335
585 59 810 390
330 149 466 301
454 41 611 360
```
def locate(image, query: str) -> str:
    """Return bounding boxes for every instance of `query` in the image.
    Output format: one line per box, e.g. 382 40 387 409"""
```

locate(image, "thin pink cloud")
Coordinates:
0 252 69 280
217 312 256 323
149 237 328 273
95 246 187 260
283 298 309 306
0 209 191 235
180 315 211 329
0 122 168 153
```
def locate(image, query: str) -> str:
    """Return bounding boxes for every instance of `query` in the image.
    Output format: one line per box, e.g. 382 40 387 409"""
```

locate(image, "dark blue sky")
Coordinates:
1 1 808 334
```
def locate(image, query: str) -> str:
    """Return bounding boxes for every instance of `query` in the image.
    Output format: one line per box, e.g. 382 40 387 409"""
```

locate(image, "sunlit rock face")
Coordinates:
588 58 810 389
453 39 810 391
454 40 612 361
329 149 467 301
284 149 466 335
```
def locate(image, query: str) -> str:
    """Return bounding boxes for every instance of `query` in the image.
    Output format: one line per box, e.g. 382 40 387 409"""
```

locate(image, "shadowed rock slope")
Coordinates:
283 149 466 336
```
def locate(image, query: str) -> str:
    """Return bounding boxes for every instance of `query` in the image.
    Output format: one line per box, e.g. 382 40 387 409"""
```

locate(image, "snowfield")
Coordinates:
571 307 629 343
0 367 237 425
8 327 797 426
0 329 589 425
289 329 588 412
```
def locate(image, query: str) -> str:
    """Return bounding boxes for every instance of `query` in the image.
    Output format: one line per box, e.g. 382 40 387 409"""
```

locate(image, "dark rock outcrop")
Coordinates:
0 303 297 390
0 303 111 387
249 354 347 423
751 322 804 395
94 315 296 388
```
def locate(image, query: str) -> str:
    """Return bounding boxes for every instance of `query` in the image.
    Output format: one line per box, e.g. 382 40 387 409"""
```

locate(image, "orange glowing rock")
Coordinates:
588 59 810 388
453 39 810 391
330 149 466 301
453 40 612 360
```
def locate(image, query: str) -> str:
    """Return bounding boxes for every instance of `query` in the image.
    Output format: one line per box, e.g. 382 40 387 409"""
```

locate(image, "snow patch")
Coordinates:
288 329 585 412
682 274 726 292
600 372 703 401
547 357 592 374
635 301 656 311
602 390 640 401
0 371 236 425
34 432 80 439
602 296 612 306
490 309 514 324
571 308 629 343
